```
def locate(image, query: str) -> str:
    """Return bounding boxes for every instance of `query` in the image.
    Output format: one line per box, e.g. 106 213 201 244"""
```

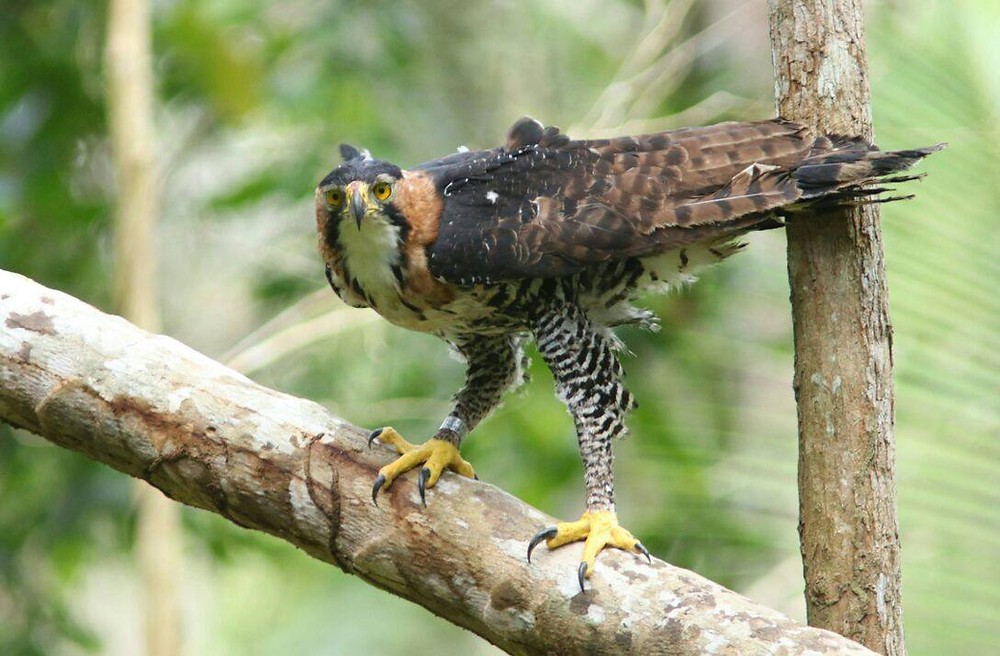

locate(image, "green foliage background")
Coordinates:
1 1 997 654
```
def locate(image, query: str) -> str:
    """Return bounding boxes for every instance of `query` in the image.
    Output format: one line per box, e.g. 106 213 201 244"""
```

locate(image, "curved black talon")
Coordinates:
417 467 431 506
577 562 589 593
526 526 558 563
371 474 386 505
367 428 384 448
635 540 652 563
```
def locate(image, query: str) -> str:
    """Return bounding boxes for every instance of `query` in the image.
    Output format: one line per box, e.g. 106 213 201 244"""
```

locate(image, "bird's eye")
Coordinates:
325 188 345 208
372 181 393 202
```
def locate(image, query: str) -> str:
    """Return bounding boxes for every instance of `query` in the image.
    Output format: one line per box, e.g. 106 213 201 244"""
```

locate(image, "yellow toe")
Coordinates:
423 439 475 482
576 511 640 577
370 426 417 455
528 510 648 587
370 429 476 497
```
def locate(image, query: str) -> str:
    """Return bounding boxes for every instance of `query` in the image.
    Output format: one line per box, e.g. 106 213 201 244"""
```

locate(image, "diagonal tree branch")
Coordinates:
0 269 874 656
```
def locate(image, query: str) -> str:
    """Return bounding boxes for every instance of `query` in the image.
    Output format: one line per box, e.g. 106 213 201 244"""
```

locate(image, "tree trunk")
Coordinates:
105 0 184 653
768 2 905 654
0 269 878 656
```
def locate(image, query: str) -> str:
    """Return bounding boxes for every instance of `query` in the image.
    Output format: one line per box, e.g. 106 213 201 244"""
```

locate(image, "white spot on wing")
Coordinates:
456 145 470 153
485 191 499 204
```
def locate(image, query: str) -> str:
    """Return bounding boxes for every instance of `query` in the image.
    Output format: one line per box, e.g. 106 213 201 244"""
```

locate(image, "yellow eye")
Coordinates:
372 181 393 202
324 188 344 208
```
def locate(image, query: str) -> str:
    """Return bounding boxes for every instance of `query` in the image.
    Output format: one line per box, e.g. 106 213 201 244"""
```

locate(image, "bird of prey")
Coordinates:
314 117 939 590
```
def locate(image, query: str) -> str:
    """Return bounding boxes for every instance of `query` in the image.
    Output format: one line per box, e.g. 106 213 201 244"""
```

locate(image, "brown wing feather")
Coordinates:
424 117 941 284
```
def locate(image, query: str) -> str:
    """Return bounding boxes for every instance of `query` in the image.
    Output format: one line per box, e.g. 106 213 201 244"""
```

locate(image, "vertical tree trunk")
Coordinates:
767 2 905 655
106 1 183 654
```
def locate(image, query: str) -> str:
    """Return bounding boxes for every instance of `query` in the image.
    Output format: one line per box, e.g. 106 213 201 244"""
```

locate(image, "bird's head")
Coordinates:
316 144 405 233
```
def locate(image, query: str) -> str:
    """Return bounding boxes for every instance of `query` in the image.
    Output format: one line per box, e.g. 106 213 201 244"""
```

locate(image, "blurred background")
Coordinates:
1 0 997 654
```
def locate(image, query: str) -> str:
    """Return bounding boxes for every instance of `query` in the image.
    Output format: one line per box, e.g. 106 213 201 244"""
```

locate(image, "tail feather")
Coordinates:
794 143 944 200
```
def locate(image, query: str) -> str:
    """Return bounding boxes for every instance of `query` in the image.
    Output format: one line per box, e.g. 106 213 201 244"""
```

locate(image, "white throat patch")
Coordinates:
338 216 403 295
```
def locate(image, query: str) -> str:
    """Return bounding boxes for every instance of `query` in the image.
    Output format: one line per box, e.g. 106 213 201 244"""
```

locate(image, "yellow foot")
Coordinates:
368 427 476 505
526 510 651 592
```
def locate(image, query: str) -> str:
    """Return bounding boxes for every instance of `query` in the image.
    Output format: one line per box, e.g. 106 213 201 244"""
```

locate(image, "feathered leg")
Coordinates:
526 303 650 590
370 333 527 504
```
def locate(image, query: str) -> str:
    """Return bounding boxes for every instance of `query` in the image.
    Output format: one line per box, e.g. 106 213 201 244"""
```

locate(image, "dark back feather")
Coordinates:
423 117 941 285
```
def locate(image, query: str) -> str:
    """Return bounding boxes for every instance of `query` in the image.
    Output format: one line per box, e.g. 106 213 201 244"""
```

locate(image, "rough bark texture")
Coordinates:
768 2 904 654
0 269 876 656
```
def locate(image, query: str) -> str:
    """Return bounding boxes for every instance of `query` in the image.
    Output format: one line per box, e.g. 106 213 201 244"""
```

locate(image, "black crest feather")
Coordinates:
340 144 364 161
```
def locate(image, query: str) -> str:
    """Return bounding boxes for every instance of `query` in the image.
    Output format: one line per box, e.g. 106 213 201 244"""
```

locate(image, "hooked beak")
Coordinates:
348 184 366 229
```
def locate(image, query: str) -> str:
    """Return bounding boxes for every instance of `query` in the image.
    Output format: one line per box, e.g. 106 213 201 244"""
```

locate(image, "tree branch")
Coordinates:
0 269 874 656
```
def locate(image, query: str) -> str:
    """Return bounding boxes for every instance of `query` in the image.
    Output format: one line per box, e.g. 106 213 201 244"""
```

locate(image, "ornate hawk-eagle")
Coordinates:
315 117 939 590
